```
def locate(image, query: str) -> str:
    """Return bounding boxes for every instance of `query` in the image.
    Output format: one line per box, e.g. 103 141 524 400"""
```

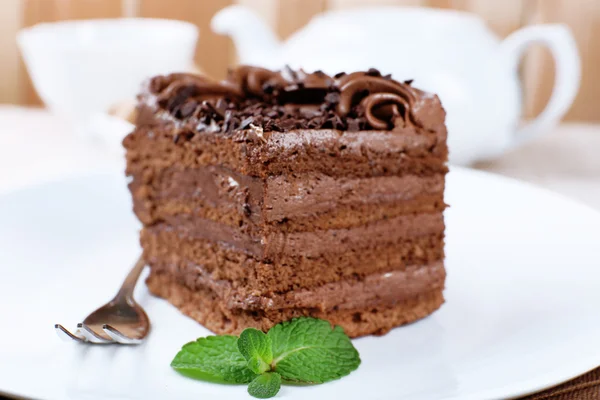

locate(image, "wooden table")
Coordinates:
1 106 599 400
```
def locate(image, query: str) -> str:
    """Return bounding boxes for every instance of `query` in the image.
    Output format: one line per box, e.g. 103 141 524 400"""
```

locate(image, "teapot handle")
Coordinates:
500 24 580 147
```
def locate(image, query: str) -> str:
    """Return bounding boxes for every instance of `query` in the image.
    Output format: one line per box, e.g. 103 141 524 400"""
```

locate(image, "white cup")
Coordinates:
17 18 198 134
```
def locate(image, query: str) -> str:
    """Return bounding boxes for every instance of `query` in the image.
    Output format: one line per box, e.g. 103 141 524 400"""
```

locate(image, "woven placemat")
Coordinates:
517 367 600 400
1 367 599 399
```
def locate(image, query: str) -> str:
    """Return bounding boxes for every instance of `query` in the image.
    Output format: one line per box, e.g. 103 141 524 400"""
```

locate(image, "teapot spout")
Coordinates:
211 5 282 68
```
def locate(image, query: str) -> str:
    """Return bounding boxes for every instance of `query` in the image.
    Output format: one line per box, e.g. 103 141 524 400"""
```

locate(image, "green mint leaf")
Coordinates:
247 372 282 399
238 328 273 374
171 335 256 384
267 317 361 383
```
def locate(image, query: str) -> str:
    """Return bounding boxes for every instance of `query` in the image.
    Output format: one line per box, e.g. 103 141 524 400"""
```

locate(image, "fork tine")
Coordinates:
55 324 86 343
76 323 113 344
102 324 142 345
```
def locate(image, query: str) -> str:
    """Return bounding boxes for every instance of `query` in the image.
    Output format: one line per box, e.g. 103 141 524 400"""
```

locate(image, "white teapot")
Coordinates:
212 6 580 165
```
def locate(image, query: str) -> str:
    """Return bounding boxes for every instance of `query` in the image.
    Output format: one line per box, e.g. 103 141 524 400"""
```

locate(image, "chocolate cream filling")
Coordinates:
142 166 444 223
157 260 445 312
263 173 444 221
151 212 444 260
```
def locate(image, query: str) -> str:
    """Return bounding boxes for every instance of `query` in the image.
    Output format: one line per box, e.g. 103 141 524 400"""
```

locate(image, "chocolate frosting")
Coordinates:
142 66 431 134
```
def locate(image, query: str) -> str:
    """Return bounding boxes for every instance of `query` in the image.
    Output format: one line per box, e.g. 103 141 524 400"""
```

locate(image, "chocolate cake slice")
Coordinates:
123 66 448 337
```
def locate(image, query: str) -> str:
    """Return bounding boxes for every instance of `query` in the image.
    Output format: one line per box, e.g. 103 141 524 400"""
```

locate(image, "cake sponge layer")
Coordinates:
142 230 444 294
146 270 445 338
149 260 445 312
124 126 447 179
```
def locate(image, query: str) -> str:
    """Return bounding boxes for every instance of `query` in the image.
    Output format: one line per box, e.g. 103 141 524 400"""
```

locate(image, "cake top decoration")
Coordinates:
142 66 430 134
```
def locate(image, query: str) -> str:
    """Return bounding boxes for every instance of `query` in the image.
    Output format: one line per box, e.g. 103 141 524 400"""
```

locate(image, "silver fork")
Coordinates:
55 256 150 344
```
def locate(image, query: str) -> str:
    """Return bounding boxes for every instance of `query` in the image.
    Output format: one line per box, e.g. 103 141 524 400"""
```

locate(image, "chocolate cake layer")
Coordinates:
124 127 447 179
141 229 444 294
146 271 444 338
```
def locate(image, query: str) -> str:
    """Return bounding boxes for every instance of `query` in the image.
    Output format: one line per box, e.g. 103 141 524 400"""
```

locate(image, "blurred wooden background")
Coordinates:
0 0 598 121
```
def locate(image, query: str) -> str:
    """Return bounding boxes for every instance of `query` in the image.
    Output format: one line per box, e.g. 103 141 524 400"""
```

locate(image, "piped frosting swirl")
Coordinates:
142 66 430 134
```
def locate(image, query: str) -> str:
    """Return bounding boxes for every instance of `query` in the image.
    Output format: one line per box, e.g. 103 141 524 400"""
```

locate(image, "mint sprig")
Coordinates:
171 317 361 398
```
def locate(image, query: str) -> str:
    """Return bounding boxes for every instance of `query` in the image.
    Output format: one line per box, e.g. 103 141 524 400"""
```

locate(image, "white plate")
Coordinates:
1 167 600 400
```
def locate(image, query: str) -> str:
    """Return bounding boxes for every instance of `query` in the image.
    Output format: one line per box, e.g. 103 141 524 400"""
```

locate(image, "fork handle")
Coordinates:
114 256 146 302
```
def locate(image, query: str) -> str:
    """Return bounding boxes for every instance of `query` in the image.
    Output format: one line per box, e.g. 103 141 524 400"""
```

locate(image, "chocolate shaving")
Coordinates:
366 68 381 77
325 92 340 105
239 116 254 130
223 110 233 132
215 98 227 116
262 82 276 95
146 66 420 137
347 119 361 132
177 100 198 119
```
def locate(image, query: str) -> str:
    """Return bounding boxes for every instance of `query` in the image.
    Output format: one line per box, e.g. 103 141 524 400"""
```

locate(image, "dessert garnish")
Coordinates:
171 317 361 398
